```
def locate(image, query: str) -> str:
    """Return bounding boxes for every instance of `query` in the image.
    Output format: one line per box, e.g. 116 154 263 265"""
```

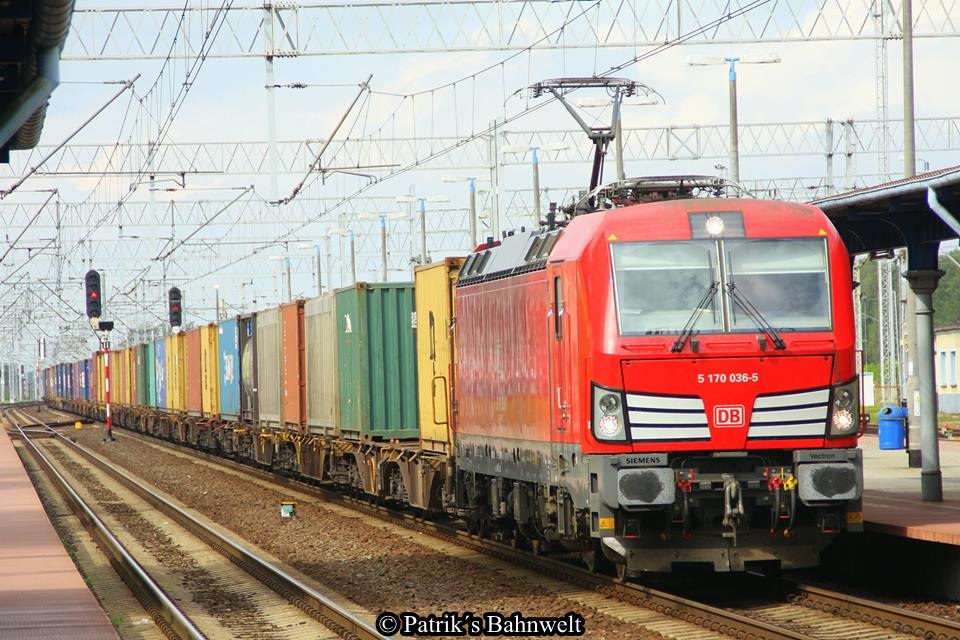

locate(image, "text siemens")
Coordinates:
696 373 759 384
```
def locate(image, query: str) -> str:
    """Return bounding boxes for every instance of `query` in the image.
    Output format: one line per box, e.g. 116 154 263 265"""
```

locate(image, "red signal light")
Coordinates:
90 292 99 299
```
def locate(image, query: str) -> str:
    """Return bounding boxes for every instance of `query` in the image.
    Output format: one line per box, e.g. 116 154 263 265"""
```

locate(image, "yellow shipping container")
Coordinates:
95 352 105 403
123 347 132 404
127 347 137 405
200 323 220 417
414 257 464 454
121 347 132 404
166 333 186 411
109 350 122 404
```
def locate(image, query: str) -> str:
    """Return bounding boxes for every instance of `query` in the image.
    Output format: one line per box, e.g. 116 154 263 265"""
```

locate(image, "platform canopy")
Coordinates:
811 165 960 269
0 0 75 162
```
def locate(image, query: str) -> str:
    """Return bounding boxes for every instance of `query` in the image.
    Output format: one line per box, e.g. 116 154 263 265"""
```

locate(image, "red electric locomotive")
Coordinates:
454 187 862 574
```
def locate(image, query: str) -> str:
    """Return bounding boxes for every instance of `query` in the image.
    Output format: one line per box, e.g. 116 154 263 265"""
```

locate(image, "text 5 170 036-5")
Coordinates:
697 373 759 384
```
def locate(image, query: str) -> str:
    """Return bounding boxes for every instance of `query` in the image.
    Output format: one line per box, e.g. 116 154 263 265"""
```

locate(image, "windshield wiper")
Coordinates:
726 282 786 350
671 281 720 353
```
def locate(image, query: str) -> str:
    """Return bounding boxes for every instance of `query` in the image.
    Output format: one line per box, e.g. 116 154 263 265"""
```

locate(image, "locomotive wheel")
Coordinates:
582 540 611 574
615 562 628 582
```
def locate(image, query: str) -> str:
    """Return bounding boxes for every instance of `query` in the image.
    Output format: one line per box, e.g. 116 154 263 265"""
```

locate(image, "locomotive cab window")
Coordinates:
726 238 831 331
611 237 830 336
611 241 721 335
525 236 545 262
539 233 559 259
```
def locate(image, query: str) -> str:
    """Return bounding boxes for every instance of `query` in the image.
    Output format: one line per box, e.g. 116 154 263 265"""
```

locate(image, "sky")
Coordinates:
2 0 959 365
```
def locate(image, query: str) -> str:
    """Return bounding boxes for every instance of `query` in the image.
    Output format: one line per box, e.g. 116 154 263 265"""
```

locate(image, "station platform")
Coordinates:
0 428 119 639
862 433 960 545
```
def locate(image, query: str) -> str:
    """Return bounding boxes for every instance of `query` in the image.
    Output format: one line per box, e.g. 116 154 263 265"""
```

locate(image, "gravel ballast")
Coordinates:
71 426 666 639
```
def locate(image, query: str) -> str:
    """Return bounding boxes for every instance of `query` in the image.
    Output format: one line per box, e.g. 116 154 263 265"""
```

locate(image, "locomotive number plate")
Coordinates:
696 372 759 384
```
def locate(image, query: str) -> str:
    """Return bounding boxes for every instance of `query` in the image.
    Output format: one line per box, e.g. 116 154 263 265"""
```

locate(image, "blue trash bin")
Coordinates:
878 405 907 450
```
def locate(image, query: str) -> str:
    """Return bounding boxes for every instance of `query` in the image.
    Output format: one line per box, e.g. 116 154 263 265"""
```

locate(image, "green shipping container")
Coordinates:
145 341 157 407
336 282 419 440
135 343 150 406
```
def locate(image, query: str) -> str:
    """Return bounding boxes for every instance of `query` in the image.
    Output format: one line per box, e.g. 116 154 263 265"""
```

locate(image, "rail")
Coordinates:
5 408 203 640
6 407 384 640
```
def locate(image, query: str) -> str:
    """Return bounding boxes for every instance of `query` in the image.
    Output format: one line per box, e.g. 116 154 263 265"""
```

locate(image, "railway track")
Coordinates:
50 413 960 640
5 407 382 640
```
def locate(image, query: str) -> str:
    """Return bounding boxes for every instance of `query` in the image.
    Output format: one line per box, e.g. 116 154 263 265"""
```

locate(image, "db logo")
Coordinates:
714 405 745 427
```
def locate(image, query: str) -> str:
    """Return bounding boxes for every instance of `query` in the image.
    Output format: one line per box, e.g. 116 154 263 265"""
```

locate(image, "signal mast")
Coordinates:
85 270 115 441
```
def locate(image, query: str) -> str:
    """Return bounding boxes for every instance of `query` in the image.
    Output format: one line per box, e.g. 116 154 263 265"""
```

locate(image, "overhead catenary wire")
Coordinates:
154 185 254 261
1 77 139 199
65 0 236 259
273 74 373 205
0 190 57 265
189 0 776 284
9 0 773 351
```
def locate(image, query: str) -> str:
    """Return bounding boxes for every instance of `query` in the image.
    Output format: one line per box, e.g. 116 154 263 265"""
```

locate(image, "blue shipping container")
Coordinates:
82 359 91 401
155 338 167 408
219 318 241 421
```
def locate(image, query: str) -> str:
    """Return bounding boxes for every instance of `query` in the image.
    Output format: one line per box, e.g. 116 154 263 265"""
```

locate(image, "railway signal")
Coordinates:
84 270 102 319
168 287 183 327
81 271 115 443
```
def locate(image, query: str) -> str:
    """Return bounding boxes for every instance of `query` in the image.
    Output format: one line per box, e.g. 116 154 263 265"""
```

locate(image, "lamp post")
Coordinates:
501 143 568 225
268 255 287 303
687 54 781 185
359 211 408 281
317 228 352 286
395 194 449 265
297 242 324 295
443 176 491 248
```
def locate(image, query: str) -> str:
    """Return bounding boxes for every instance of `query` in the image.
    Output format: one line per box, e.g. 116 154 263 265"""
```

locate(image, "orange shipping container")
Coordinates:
185 328 202 415
280 301 306 431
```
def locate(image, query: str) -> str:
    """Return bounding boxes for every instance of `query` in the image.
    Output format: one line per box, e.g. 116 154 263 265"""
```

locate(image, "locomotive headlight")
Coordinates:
829 378 860 437
705 215 725 236
599 393 620 415
592 384 628 442
831 408 855 433
834 388 854 410
597 414 623 438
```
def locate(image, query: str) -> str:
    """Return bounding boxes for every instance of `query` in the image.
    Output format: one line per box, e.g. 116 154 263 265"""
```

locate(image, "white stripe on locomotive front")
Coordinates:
630 426 711 440
625 393 703 411
627 410 708 425
753 388 829 409
750 405 829 423
746 422 826 438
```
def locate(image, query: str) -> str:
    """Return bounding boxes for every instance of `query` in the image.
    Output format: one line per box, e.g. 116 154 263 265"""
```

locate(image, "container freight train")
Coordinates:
45 196 864 575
